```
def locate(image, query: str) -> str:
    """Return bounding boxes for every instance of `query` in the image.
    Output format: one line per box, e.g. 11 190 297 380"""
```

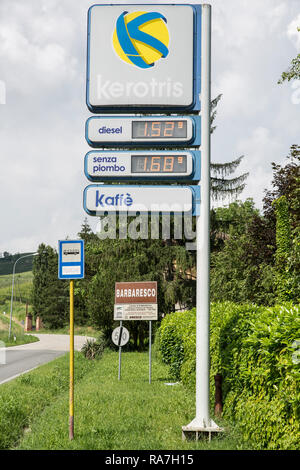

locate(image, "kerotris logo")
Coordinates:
112 11 169 69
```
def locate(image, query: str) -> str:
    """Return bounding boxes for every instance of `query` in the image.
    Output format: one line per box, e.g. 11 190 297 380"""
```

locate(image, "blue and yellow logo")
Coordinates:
113 11 169 69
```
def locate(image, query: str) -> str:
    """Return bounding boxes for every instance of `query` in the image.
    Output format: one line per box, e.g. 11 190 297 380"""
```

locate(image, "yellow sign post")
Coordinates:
58 239 84 440
69 279 74 440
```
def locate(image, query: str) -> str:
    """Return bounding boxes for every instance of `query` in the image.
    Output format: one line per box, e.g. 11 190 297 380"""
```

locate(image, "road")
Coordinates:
0 334 92 385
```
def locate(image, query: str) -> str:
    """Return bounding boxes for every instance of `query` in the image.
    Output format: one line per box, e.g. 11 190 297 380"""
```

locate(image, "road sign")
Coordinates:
84 150 201 182
114 281 157 320
83 185 200 216
115 281 157 304
58 240 84 279
86 116 201 147
112 326 130 347
86 4 201 113
114 304 158 321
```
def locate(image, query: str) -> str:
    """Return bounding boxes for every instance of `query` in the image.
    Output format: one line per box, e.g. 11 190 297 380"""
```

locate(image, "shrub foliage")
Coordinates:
155 302 300 449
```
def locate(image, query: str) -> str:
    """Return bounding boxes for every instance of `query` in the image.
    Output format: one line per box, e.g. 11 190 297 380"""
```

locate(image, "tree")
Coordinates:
210 199 276 305
31 244 68 328
264 145 300 303
210 95 249 202
278 33 300 84
273 196 292 302
77 217 97 243
85 229 195 348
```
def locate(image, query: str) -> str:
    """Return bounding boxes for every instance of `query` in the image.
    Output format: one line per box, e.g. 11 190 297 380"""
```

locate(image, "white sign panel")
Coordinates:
61 242 82 263
85 151 195 181
114 304 158 321
87 4 198 111
86 116 195 145
83 185 197 215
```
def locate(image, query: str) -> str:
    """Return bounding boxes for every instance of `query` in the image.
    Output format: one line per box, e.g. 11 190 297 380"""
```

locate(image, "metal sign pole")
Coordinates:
196 3 211 428
118 320 123 380
69 279 74 440
149 320 152 384
182 4 222 439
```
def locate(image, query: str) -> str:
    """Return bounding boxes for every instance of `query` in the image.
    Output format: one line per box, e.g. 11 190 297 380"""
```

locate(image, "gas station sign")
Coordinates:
84 150 201 182
86 4 201 113
86 116 201 147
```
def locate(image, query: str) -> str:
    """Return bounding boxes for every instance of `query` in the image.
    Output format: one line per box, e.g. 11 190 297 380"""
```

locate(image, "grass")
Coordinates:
5 350 255 451
36 324 99 337
0 271 33 305
0 352 96 449
0 307 38 347
0 271 37 346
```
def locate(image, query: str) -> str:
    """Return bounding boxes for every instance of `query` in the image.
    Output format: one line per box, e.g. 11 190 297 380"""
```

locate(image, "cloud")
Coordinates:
287 14 300 50
0 0 299 254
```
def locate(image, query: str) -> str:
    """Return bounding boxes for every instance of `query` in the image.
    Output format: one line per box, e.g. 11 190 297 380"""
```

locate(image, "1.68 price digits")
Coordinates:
131 155 187 173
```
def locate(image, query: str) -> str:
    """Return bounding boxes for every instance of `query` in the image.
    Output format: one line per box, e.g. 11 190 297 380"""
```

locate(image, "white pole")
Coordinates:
9 253 37 339
195 2 211 427
8 262 16 339
183 4 221 434
149 320 152 384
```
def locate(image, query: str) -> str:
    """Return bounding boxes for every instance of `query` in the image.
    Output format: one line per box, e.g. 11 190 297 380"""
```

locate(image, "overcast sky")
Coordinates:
0 0 299 255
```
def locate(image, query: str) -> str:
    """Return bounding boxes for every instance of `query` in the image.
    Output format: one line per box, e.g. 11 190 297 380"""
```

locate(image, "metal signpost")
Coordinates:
58 240 84 440
114 282 157 383
112 325 130 380
84 3 222 439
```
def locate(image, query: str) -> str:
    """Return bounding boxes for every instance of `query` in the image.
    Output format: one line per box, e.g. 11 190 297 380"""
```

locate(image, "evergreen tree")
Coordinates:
77 217 97 243
31 244 68 328
210 95 249 203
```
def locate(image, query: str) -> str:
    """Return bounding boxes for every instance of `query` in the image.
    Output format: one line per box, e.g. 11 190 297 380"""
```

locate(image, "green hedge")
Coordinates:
155 302 300 449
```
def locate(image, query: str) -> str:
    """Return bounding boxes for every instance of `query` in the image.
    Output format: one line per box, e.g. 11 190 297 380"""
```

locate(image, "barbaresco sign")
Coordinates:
115 281 157 304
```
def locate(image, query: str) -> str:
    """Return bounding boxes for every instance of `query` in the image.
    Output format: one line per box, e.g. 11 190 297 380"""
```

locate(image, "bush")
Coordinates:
81 335 106 360
155 302 300 449
154 309 195 380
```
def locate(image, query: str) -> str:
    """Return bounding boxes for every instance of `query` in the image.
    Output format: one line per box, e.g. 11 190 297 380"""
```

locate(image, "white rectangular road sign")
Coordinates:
87 4 200 112
114 303 158 321
83 185 200 216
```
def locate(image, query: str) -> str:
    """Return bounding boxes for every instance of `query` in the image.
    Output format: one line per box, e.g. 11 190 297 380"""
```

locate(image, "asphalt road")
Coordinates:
0 334 92 385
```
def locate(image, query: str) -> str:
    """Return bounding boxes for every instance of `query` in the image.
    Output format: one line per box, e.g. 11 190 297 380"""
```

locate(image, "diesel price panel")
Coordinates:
86 116 201 147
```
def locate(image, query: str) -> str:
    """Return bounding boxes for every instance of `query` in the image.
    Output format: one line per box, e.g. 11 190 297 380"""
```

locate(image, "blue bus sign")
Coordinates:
58 240 85 280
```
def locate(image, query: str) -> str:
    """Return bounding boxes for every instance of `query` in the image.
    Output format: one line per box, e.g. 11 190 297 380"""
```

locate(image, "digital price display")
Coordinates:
84 150 201 182
85 116 201 147
131 155 187 173
132 121 187 139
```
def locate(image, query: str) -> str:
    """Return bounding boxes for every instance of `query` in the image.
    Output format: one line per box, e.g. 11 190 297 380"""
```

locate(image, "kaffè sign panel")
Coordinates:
83 184 200 215
87 4 201 112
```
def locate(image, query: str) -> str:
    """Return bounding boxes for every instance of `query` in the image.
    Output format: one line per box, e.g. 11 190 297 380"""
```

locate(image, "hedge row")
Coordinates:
155 302 300 450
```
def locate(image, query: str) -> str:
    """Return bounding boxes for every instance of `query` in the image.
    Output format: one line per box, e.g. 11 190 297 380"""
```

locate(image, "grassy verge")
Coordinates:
0 309 38 347
0 272 33 305
0 352 96 449
36 325 99 337
0 331 39 347
10 350 254 450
